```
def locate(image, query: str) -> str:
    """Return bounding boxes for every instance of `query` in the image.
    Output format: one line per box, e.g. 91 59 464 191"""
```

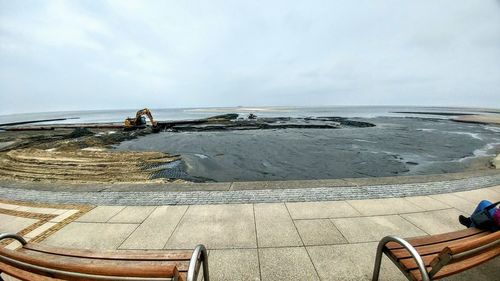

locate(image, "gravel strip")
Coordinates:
1 174 499 205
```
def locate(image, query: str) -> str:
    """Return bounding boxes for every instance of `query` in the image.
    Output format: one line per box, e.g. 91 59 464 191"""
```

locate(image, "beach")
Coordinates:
0 106 499 184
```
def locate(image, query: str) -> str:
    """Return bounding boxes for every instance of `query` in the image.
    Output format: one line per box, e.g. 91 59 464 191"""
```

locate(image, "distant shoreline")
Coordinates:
452 115 500 126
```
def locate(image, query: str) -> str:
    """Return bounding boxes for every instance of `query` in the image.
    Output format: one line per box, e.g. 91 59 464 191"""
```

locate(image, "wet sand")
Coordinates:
453 114 500 125
0 128 180 183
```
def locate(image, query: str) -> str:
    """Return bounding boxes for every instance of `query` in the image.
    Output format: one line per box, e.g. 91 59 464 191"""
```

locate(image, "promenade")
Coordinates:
1 180 499 280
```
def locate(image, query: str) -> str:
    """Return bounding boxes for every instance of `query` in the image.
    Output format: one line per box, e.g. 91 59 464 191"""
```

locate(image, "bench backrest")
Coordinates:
428 231 500 278
0 246 180 281
0 233 206 281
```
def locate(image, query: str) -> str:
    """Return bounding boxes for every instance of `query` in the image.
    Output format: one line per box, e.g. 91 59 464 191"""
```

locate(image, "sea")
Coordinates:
1 106 499 182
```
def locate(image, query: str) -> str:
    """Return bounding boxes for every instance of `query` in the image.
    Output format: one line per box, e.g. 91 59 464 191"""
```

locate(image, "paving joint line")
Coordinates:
162 205 190 250
252 204 262 281
284 202 322 280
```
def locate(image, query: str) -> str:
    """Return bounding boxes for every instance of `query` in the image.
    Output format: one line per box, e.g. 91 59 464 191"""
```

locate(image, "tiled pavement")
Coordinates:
1 186 500 280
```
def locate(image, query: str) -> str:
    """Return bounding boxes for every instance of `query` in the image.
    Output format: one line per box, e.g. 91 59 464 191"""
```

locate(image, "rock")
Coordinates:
68 127 93 138
206 113 239 120
492 154 500 169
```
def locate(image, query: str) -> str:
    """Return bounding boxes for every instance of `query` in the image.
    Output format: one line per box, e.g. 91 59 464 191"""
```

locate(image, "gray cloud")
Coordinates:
1 0 500 114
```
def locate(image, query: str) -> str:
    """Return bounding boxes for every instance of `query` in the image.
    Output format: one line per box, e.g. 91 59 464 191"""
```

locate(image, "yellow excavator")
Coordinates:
124 108 160 132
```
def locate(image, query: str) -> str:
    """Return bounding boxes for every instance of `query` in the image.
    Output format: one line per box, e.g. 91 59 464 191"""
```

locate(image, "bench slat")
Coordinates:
398 235 500 272
409 246 500 280
387 232 491 259
443 231 500 256
18 248 190 272
398 254 437 270
0 261 66 281
385 228 486 250
24 243 192 261
0 248 178 278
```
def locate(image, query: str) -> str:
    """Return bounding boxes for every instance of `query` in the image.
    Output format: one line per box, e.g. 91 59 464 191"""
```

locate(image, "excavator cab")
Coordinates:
124 108 160 132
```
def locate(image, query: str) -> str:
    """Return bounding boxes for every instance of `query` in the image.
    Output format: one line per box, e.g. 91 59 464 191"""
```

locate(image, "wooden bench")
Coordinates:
372 228 500 281
0 233 209 281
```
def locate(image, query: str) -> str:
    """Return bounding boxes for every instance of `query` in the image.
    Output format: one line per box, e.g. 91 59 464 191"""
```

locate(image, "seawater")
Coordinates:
2 106 499 181
0 106 489 124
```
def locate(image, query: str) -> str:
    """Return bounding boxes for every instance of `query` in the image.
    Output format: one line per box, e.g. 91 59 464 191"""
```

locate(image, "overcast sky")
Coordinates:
1 0 500 114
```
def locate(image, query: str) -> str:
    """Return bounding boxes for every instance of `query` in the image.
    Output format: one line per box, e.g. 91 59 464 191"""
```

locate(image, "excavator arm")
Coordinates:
124 108 158 130
135 108 157 127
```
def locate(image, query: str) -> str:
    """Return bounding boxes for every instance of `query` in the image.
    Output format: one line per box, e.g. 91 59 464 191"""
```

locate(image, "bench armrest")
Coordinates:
187 244 209 281
372 235 430 281
0 233 27 245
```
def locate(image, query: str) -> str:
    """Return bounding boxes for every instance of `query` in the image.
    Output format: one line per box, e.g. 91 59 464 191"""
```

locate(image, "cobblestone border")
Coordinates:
0 174 499 205
0 198 90 210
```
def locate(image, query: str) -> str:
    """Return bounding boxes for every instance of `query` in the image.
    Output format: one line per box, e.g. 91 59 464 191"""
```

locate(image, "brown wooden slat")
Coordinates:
23 243 192 261
398 236 500 271
0 248 178 278
444 231 500 255
0 261 65 281
409 247 500 280
385 228 487 250
19 248 191 272
398 254 437 270
387 232 491 259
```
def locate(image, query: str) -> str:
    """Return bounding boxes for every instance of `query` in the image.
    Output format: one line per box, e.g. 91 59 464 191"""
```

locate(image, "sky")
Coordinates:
1 0 500 115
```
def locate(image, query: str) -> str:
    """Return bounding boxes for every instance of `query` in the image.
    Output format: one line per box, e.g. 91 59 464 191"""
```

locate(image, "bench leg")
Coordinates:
372 235 431 281
372 239 385 281
187 244 209 281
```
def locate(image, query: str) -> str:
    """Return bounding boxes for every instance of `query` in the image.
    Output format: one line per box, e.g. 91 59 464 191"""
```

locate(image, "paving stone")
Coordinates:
259 247 319 281
294 219 347 246
15 206 60 215
50 209 69 215
108 206 156 223
165 204 256 249
332 215 427 243
209 249 260 281
0 202 20 210
488 185 500 194
50 209 79 223
307 243 402 281
429 194 477 214
347 198 424 215
401 209 467 235
76 206 125 223
25 222 57 239
42 222 138 250
286 201 360 219
254 203 302 247
0 213 37 233
403 196 452 211
120 206 187 249
452 188 500 204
